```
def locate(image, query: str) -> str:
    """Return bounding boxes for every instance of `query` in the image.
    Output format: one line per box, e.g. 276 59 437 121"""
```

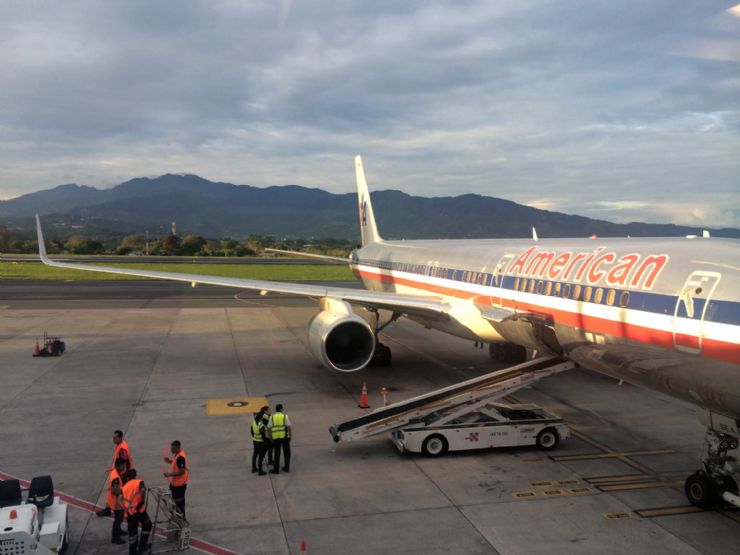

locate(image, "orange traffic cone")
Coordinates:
300 540 307 553
358 382 370 409
33 338 40 356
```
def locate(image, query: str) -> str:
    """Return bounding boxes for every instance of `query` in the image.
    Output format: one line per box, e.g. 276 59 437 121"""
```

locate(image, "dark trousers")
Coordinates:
252 441 267 471
170 484 187 518
127 511 152 555
112 508 124 539
273 437 291 471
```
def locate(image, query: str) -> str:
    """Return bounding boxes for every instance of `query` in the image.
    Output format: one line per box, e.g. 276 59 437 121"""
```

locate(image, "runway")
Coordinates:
1 281 738 554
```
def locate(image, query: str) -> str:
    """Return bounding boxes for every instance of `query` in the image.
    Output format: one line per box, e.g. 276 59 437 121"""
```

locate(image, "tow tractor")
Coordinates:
331 356 575 456
0 476 69 554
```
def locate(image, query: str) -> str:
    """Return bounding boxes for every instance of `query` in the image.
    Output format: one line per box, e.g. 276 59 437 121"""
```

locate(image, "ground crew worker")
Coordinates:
260 405 274 467
251 410 268 475
163 440 189 518
112 430 134 471
121 469 152 555
95 457 128 544
268 403 291 474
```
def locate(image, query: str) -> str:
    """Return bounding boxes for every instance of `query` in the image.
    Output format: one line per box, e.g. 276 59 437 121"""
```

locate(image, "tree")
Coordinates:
0 225 9 250
121 234 146 252
159 234 181 256
65 235 104 254
180 234 206 256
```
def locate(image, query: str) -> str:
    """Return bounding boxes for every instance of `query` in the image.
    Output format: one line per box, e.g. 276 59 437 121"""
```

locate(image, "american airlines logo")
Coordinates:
507 246 669 290
360 198 367 227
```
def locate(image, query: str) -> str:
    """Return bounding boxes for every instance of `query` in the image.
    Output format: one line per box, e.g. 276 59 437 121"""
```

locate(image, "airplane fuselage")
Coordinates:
351 236 740 418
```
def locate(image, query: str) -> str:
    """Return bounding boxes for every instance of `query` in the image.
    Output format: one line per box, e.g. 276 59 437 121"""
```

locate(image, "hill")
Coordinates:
1 174 738 240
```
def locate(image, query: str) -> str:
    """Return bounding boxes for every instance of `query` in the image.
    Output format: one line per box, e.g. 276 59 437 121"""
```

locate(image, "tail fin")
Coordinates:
355 155 382 246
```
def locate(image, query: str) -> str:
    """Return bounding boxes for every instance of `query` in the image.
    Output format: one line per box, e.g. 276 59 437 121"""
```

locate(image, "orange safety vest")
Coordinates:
121 479 146 516
170 450 189 487
113 440 134 469
106 469 123 510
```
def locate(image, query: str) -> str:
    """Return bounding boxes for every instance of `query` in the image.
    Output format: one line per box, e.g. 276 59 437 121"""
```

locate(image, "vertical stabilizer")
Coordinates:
355 155 382 245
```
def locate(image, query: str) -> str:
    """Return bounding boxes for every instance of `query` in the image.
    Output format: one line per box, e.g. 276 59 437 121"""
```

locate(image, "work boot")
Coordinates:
112 537 126 545
258 470 267 476
251 467 257 473
96 507 112 517
270 469 279 474
282 466 290 473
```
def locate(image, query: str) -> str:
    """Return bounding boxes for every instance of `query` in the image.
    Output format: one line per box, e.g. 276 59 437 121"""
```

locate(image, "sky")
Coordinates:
1 1 739 227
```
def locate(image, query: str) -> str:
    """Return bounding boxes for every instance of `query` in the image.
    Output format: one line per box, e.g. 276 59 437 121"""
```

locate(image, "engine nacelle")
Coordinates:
308 299 375 372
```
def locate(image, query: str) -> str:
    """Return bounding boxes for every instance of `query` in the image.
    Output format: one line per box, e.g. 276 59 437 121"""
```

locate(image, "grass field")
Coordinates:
0 261 356 281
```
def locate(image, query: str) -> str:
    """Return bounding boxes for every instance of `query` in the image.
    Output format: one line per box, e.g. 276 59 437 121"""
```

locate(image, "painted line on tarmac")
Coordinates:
0 470 239 555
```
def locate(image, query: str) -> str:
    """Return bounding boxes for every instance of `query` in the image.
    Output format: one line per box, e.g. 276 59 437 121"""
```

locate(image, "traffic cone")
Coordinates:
358 382 370 409
33 338 40 356
300 540 307 553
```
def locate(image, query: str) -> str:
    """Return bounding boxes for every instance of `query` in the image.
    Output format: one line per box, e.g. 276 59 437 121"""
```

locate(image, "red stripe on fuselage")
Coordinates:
353 268 740 365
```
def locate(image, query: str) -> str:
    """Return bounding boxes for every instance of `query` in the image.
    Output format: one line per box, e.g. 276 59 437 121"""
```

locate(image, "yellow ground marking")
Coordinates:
585 474 651 484
598 481 682 492
636 506 704 518
552 448 674 462
543 489 566 496
529 481 554 487
603 512 631 520
206 396 269 415
520 457 545 462
569 487 592 494
512 492 538 499
557 479 579 485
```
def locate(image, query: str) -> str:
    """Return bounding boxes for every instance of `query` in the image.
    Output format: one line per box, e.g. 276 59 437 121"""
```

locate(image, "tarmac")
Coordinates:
1 280 739 554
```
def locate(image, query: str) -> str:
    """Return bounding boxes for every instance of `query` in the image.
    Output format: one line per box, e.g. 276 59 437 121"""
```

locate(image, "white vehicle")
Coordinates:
331 356 574 457
391 403 569 457
0 476 69 555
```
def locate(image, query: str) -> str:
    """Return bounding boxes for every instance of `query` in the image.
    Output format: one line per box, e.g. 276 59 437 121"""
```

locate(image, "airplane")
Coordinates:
36 156 740 509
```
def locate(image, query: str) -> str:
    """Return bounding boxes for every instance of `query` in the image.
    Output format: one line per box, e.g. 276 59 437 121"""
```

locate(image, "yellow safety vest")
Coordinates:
271 413 287 439
251 420 264 442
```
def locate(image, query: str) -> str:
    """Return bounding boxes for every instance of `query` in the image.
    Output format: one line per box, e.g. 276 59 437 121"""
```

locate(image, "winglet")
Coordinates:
532 227 538 241
35 214 51 265
702 229 711 238
355 155 382 246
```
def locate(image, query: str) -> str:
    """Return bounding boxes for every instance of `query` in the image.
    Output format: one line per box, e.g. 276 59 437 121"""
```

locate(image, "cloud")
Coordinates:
0 1 738 226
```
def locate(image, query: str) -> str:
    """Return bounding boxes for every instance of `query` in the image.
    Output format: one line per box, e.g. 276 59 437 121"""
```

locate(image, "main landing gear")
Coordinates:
685 428 740 509
368 309 400 367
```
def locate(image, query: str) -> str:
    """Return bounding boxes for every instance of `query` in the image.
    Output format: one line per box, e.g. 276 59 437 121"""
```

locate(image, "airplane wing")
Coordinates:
35 216 450 319
264 248 351 264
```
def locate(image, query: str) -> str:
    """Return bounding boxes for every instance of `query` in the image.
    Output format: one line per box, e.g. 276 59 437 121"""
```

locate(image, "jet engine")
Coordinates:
308 299 376 372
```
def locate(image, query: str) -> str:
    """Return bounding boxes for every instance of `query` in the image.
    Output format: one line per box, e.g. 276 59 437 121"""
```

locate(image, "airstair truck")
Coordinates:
331 356 574 457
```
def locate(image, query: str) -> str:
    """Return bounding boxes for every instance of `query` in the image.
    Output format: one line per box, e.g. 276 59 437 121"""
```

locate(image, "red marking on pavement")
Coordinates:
0 470 239 555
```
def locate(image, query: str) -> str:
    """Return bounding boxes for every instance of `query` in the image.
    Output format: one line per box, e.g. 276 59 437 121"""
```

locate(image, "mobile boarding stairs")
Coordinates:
330 356 576 455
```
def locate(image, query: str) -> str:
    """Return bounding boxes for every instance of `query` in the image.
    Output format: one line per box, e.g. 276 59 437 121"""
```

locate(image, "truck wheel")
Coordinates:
685 472 717 508
422 434 449 457
536 428 559 451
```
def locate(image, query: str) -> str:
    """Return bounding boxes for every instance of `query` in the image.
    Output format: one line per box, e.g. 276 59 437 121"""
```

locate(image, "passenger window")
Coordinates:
528 280 536 293
572 285 581 300
583 287 593 302
545 282 553 296
563 284 571 298
594 288 604 304
536 281 543 294
514 277 520 291
606 289 616 306
553 282 561 296
619 291 630 308
520 278 528 292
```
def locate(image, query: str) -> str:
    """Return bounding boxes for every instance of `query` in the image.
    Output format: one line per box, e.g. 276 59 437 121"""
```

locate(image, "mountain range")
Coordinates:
1 174 738 241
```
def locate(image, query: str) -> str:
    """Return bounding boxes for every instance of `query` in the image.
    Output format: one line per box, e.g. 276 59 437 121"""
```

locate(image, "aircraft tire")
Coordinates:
422 434 449 457
685 472 717 508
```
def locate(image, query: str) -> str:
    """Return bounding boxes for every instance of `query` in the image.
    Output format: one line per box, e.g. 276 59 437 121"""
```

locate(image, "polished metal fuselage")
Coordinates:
352 237 740 418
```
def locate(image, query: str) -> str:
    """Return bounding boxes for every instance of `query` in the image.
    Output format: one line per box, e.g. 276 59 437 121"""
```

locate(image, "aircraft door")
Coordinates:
490 253 515 307
672 271 721 354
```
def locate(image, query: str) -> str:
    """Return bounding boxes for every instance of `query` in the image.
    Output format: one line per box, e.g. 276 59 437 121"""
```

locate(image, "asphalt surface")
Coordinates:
1 281 738 554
